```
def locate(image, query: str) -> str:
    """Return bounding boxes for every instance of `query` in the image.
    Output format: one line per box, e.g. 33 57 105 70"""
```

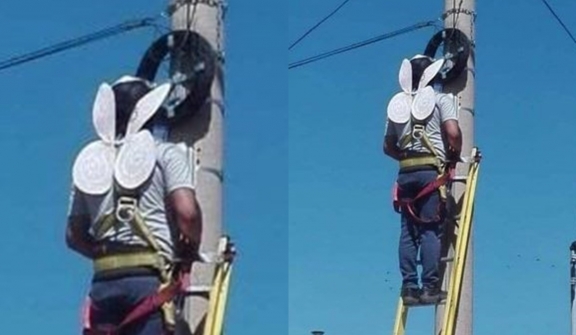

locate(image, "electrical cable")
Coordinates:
0 17 159 72
289 0 352 50
289 20 437 70
454 0 465 27
540 0 576 46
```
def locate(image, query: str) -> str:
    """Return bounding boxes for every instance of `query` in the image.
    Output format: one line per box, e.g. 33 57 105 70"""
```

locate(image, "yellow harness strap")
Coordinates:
399 156 440 170
130 211 162 253
95 197 162 252
94 252 165 274
94 214 116 241
398 121 444 171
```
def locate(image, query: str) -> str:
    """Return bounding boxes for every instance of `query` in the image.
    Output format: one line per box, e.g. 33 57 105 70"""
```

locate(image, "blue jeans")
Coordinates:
397 170 445 289
89 276 163 335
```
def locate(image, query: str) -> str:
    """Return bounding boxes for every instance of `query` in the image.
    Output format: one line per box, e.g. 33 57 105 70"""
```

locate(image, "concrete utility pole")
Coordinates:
570 243 576 335
436 1 476 335
169 0 225 333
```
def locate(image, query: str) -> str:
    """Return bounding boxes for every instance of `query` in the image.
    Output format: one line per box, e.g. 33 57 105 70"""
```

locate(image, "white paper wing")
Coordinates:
399 59 412 94
73 141 115 195
114 131 157 190
418 59 444 90
92 83 116 143
387 92 412 124
411 86 436 121
126 83 171 136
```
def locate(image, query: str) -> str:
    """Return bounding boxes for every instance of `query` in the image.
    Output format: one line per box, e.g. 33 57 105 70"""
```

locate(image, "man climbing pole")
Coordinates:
383 55 462 305
66 76 202 335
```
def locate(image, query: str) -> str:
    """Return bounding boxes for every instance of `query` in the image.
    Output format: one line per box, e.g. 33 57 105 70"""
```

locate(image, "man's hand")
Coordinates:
383 135 404 161
175 234 200 271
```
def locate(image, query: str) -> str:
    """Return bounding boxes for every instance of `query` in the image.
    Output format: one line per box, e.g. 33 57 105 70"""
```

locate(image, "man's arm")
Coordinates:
441 119 462 162
168 188 202 251
438 94 462 162
383 118 405 161
65 187 103 259
383 135 404 161
162 145 203 264
65 215 101 259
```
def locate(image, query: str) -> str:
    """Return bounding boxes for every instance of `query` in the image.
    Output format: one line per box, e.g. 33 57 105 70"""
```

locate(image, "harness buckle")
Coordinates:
412 124 425 140
116 197 138 223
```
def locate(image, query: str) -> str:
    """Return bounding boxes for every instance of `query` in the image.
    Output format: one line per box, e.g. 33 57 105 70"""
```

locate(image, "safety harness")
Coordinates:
83 183 187 335
391 112 456 224
387 56 455 224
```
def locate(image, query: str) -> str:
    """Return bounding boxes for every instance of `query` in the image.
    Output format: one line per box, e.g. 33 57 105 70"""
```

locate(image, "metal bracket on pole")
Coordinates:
167 0 226 16
441 8 477 21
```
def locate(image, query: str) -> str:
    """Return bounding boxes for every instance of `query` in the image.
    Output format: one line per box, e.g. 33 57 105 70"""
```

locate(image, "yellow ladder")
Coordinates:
392 148 481 335
178 236 235 335
203 236 236 335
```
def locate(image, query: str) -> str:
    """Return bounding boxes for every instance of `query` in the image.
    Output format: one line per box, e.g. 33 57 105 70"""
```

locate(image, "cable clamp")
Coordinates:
441 8 477 20
167 0 226 15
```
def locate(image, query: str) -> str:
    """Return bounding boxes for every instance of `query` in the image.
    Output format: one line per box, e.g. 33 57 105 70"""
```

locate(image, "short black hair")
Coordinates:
112 80 151 137
410 57 433 91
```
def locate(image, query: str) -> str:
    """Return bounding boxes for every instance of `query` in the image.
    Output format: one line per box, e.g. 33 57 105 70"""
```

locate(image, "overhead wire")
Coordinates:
0 17 161 72
454 0 465 27
448 0 465 39
288 20 438 70
289 0 352 50
540 0 576 46
171 1 199 69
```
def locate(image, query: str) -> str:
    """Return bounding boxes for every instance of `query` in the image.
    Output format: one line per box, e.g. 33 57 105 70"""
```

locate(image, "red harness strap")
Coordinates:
393 168 454 224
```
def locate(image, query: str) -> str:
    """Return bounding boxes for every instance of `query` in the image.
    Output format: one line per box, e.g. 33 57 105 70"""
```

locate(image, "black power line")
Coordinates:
289 20 437 70
0 17 159 72
540 0 576 46
289 0 352 50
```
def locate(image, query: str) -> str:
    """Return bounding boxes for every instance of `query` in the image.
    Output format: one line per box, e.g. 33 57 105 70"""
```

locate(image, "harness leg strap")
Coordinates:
394 168 454 224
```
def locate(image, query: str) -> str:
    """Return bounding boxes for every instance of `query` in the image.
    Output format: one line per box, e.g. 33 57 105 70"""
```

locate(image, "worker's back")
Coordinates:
385 92 457 162
66 76 201 335
69 141 193 262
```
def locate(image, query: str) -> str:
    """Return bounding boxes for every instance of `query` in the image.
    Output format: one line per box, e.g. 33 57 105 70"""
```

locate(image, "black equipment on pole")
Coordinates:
137 30 217 125
424 28 471 85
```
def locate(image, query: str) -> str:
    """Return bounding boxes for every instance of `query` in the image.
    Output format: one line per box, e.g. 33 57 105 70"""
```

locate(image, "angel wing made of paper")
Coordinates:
73 80 171 195
387 56 444 124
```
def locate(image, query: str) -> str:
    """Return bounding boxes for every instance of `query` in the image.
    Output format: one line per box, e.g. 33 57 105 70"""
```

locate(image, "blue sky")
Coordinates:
0 1 285 334
290 1 576 334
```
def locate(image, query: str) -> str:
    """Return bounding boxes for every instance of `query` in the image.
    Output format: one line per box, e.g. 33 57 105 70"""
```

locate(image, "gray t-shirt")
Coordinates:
68 142 194 262
385 92 458 161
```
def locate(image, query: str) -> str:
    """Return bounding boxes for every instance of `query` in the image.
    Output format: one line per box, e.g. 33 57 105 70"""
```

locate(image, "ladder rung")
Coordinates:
451 175 468 182
404 296 447 308
186 285 212 293
417 257 453 265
